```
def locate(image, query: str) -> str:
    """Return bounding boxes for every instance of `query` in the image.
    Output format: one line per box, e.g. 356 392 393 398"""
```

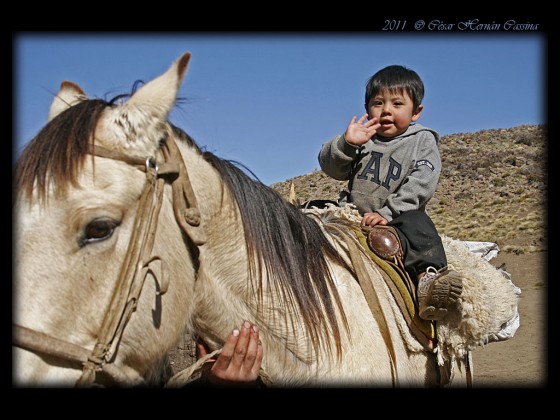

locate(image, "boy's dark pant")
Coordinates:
388 210 447 280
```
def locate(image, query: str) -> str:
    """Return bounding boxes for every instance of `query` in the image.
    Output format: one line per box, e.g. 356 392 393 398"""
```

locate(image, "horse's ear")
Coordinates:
48 81 87 122
125 52 191 121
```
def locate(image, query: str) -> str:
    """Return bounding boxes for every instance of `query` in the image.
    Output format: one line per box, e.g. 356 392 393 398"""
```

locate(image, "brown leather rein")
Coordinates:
13 133 206 387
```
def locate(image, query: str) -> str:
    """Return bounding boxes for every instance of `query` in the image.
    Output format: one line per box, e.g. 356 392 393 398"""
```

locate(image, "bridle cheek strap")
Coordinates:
160 133 207 245
76 134 206 386
76 157 165 386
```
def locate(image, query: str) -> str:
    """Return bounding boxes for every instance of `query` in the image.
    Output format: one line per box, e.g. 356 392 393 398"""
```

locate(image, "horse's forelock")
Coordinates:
14 99 111 205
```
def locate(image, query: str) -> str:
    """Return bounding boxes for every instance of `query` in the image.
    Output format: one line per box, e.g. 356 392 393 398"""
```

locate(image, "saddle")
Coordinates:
355 225 436 350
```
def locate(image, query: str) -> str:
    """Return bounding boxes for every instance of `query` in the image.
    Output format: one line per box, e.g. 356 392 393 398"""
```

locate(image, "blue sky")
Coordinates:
14 33 546 186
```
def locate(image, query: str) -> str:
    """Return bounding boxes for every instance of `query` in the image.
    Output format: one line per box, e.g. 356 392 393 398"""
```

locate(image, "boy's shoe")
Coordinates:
417 266 463 321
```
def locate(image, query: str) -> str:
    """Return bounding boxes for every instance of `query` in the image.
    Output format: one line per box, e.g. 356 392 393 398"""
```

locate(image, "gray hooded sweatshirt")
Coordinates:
318 123 440 222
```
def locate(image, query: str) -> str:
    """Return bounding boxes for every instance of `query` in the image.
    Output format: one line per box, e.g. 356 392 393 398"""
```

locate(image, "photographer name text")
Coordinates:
382 19 540 31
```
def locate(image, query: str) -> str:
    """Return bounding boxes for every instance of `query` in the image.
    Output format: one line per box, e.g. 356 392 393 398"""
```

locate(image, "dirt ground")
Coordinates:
168 250 548 388
469 251 547 388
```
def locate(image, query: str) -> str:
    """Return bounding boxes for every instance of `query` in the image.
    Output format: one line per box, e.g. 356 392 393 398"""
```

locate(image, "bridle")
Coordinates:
13 131 206 387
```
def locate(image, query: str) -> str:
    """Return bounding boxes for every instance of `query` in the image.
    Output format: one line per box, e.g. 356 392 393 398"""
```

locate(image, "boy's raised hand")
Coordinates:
344 114 380 146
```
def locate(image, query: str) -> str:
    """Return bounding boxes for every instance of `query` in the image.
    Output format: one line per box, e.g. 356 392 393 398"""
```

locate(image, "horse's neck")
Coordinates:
192 264 314 381
181 143 313 374
179 143 251 339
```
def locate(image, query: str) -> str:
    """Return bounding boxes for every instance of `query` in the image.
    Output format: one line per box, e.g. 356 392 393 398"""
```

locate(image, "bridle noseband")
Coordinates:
13 132 205 387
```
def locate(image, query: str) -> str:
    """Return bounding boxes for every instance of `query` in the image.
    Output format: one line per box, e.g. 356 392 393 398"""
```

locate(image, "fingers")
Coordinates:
196 340 209 358
352 114 378 126
358 114 380 128
209 321 262 383
244 323 262 380
356 113 368 124
210 328 240 373
230 321 253 369
251 333 264 379
346 115 380 146
361 212 388 227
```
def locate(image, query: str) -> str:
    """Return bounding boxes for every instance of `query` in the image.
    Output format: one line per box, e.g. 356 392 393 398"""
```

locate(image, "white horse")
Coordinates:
13 52 519 387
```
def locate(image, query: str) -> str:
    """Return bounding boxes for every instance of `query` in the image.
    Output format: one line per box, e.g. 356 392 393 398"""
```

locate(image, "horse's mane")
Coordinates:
195 132 352 359
14 95 352 359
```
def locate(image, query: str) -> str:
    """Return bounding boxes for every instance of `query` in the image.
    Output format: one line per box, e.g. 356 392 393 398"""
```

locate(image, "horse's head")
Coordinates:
13 52 199 386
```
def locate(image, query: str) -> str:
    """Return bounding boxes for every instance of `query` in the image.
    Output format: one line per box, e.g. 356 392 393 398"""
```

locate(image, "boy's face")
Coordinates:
366 88 423 138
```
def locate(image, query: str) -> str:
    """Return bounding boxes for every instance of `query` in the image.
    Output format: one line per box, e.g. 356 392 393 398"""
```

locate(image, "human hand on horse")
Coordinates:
361 211 389 227
197 321 264 386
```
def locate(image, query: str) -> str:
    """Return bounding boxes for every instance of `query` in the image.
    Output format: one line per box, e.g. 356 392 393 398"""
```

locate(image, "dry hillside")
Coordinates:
271 124 547 254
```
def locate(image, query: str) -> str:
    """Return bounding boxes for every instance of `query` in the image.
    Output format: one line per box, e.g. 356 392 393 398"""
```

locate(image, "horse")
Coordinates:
13 52 519 387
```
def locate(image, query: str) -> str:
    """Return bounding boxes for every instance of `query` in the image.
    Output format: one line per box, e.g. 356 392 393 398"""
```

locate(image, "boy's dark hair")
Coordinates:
364 65 424 111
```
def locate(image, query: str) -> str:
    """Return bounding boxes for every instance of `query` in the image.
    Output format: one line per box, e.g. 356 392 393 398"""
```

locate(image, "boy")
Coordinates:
318 65 462 321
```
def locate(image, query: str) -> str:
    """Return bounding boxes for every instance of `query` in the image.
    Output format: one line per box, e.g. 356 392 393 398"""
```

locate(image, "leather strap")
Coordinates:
76 162 165 386
365 225 416 301
328 225 399 387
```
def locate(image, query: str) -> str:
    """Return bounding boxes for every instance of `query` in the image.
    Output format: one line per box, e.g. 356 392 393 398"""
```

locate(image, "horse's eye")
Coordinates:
80 219 119 246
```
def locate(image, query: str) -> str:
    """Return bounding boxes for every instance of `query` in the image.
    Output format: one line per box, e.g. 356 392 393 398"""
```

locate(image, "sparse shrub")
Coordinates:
492 177 506 187
514 133 534 146
454 191 473 200
502 155 517 166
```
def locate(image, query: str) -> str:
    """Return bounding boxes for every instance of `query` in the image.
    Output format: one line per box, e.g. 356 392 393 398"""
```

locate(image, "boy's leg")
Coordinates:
388 211 462 321
387 210 446 279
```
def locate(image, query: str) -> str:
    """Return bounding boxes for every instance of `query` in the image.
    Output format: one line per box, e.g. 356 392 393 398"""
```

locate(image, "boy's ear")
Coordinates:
411 104 424 122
